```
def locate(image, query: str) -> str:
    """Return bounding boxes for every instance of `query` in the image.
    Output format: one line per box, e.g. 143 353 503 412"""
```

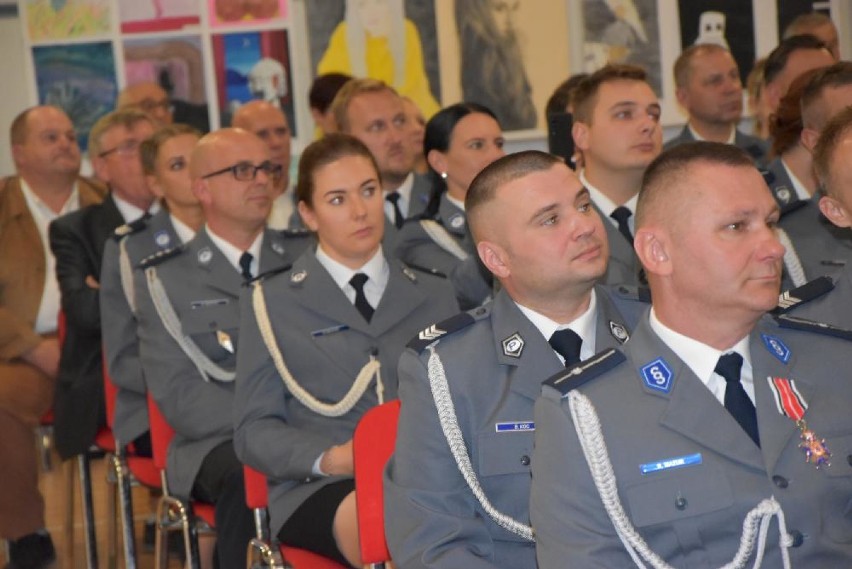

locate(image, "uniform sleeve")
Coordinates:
49 216 101 334
530 395 631 568
232 288 337 481
383 350 503 569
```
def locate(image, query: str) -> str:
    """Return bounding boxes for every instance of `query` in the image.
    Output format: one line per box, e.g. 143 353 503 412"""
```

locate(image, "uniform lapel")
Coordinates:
409 173 431 217
369 260 428 337
628 319 766 471
593 287 633 351
258 229 294 274
438 194 468 240
191 228 243 297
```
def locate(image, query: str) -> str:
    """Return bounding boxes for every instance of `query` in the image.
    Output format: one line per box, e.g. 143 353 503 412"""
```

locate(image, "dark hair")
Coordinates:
764 34 828 86
571 64 649 124
296 133 379 207
420 102 499 218
813 106 852 196
769 67 821 157
139 124 202 175
783 13 834 40
545 73 589 117
800 61 852 129
309 73 353 114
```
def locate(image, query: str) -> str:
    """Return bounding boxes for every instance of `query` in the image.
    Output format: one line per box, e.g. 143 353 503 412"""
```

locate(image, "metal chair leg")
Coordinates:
64 459 75 567
113 451 138 569
77 453 100 569
105 453 118 569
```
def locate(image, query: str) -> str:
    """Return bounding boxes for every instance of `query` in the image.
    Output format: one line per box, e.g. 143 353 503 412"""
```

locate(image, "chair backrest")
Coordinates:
353 399 401 565
146 395 175 472
102 354 118 430
243 464 269 510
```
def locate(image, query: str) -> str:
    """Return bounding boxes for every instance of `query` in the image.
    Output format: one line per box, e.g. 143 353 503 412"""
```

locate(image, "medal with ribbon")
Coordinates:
767 377 831 469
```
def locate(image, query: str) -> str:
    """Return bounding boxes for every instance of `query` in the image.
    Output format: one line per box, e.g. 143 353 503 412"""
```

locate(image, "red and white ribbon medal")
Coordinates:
768 377 831 469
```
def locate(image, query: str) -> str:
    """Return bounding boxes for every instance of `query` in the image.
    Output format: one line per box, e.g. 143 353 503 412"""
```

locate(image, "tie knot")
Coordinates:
715 352 744 384
549 328 583 367
239 251 254 280
385 192 401 205
610 206 632 224
349 272 369 290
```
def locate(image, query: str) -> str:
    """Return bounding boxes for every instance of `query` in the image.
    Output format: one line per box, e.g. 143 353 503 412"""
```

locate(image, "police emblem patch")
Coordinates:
609 321 629 343
502 333 524 358
198 247 213 265
641 358 673 394
290 270 307 284
449 214 465 229
761 334 791 364
154 230 171 248
776 186 792 204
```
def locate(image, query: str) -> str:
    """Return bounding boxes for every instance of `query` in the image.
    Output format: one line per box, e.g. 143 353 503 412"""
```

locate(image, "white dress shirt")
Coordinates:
315 245 390 310
206 227 263 278
580 170 638 235
515 289 598 364
383 172 415 221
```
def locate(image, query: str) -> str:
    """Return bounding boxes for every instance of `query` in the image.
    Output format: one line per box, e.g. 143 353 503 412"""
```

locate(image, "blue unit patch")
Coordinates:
641 358 673 394
761 334 791 364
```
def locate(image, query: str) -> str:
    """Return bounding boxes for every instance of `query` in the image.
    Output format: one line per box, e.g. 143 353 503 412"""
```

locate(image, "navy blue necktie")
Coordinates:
716 352 760 447
239 252 253 281
610 206 634 245
549 329 583 367
349 273 374 323
386 192 404 229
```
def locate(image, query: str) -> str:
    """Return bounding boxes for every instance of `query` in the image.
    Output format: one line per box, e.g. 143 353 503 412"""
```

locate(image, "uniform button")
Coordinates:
789 530 804 548
772 475 789 489
675 496 687 511
520 455 530 466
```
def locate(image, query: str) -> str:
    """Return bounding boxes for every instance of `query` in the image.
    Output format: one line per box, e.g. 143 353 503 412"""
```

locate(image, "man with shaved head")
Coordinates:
134 128 307 567
232 100 298 228
385 151 646 568
532 141 852 568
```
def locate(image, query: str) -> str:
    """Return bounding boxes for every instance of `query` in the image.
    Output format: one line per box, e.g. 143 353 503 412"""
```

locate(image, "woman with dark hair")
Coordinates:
455 0 537 130
234 133 458 567
394 102 505 309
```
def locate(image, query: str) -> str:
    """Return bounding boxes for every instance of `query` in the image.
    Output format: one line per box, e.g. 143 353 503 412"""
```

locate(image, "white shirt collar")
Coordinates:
445 192 465 211
19 178 79 222
579 169 638 232
113 193 159 223
648 308 754 404
687 123 736 145
515 289 598 362
779 158 812 201
169 213 196 245
315 244 390 309
205 226 263 277
384 172 415 219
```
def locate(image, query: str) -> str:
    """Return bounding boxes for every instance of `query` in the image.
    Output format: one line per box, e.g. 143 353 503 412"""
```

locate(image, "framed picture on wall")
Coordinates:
22 0 111 42
207 0 287 27
118 0 201 34
32 41 117 151
678 0 756 84
211 29 297 134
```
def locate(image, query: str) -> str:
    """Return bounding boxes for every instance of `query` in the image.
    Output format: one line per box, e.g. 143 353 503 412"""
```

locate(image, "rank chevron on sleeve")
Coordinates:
419 324 447 341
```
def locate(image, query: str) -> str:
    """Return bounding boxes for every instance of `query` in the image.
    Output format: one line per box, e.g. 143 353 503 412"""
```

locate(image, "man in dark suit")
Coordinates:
48 109 156 461
1 105 105 569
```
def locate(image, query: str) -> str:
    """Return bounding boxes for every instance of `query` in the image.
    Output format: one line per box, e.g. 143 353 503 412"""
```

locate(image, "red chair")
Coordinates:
353 400 401 568
243 464 347 569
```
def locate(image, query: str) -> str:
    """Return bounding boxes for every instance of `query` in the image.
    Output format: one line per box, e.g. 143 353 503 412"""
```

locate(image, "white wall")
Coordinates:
0 10 28 177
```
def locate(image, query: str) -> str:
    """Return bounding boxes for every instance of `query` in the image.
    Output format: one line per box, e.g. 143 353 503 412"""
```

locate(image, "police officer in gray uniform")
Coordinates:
234 134 458 567
531 142 852 568
135 128 306 568
384 151 647 569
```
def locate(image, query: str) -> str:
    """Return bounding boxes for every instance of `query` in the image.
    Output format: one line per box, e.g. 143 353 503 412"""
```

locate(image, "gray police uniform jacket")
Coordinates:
382 172 431 255
384 286 646 569
100 210 182 445
135 227 298 499
394 194 491 310
778 191 852 281
663 126 769 166
531 312 852 568
781 273 852 329
594 203 641 287
233 248 459 537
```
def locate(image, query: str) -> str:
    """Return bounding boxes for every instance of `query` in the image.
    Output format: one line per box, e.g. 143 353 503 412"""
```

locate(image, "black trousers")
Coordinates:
191 440 254 569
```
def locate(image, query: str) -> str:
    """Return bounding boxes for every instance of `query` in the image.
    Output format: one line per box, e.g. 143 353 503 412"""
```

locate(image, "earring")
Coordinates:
441 172 447 180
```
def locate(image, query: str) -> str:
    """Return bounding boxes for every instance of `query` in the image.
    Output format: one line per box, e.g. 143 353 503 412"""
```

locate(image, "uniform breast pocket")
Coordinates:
182 300 239 363
477 429 534 477
818 433 852 543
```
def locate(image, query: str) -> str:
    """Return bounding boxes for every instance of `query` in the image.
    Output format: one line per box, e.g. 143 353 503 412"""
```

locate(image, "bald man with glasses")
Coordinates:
134 128 309 568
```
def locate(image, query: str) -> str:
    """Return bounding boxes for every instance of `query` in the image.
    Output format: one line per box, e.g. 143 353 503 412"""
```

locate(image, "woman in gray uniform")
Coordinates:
233 133 459 567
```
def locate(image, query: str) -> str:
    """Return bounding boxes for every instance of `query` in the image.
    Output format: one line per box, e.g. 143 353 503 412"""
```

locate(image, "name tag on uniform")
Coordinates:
495 421 534 433
190 298 229 309
640 453 702 474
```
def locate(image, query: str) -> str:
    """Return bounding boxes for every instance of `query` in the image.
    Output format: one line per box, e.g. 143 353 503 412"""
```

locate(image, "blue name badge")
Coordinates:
311 324 350 337
640 453 703 475
495 421 535 433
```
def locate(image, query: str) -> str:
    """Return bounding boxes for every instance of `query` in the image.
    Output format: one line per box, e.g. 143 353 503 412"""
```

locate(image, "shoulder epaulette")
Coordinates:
614 284 651 303
774 313 852 342
138 245 184 269
542 348 626 398
245 264 292 286
112 216 148 241
407 310 481 352
402 262 447 279
772 276 834 315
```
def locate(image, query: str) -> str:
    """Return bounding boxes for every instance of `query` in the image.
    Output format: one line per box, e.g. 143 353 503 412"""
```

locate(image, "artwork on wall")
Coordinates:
305 0 441 120
211 29 296 134
678 0 755 84
23 0 111 42
118 0 201 34
207 0 287 28
776 0 831 41
123 35 211 132
32 41 117 151
581 0 662 96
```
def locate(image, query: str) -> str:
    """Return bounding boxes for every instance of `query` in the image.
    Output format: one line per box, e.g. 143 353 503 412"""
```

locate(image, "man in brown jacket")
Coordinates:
0 105 105 568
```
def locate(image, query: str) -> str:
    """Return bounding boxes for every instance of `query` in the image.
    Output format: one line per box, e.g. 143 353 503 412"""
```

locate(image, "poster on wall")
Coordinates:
118 0 201 34
581 0 662 96
123 36 211 132
678 0 755 84
776 0 835 56
211 30 296 134
33 42 117 151
207 0 287 27
23 0 111 42
304 0 441 120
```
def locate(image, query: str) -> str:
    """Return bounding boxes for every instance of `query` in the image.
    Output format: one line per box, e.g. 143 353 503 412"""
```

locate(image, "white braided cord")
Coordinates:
420 220 469 261
426 345 535 541
777 228 807 288
119 238 137 314
251 281 383 417
566 390 792 569
145 267 236 382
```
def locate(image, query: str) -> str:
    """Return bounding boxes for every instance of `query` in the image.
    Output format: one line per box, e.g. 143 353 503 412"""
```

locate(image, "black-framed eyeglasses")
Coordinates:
201 160 283 182
137 98 174 114
99 139 141 158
